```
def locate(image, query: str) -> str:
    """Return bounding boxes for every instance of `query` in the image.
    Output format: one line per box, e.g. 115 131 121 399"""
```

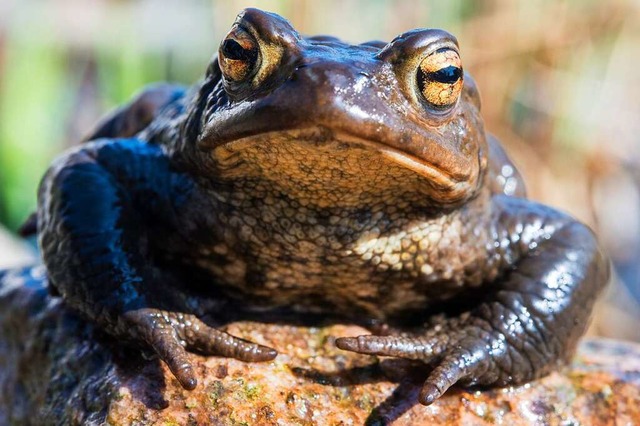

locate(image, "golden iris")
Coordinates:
417 48 463 109
218 26 260 82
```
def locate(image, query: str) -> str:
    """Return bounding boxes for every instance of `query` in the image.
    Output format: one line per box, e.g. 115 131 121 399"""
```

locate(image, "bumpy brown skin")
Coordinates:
35 8 609 405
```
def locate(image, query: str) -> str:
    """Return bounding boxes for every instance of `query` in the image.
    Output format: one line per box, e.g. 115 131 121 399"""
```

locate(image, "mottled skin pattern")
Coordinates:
34 9 609 405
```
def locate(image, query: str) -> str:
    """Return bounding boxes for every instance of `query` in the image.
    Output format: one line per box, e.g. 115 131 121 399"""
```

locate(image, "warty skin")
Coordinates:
32 8 609 405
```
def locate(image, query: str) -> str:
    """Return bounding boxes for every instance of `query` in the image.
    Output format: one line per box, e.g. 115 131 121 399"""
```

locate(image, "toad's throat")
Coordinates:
210 128 472 208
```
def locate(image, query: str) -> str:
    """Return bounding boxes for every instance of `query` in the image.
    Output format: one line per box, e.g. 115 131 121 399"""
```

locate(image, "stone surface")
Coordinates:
1 266 639 425
0 227 36 270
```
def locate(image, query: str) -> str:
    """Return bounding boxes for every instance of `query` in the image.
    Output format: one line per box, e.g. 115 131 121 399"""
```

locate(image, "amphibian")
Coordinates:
34 8 609 405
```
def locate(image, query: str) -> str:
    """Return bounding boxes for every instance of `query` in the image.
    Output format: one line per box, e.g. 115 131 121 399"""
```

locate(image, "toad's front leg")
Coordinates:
337 196 609 405
38 139 276 389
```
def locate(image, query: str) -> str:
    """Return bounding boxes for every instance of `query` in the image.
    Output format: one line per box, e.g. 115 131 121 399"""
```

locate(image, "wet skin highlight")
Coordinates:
34 8 609 405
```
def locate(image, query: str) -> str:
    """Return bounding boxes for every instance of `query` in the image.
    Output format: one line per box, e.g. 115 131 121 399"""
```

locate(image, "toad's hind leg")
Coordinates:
336 196 609 405
85 83 186 141
19 84 186 238
39 139 276 390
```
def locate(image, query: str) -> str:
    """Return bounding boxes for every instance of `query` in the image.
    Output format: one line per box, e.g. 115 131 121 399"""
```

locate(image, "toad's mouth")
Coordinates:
208 127 475 207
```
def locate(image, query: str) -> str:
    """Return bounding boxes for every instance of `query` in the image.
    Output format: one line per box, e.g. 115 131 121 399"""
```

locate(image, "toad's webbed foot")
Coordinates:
124 309 276 389
337 317 507 404
338 197 609 405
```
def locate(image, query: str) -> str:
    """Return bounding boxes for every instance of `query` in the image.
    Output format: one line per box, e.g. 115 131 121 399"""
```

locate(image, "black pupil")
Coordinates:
221 39 257 62
428 65 462 84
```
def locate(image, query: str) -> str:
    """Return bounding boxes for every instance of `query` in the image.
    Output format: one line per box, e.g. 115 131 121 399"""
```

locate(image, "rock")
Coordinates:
0 227 36 270
1 266 639 425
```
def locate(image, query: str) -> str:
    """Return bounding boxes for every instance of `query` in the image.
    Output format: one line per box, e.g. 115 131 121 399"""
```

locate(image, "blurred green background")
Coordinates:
1 0 639 337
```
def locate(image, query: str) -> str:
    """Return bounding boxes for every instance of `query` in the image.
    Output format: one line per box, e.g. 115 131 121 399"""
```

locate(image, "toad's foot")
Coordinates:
123 309 277 390
336 317 507 405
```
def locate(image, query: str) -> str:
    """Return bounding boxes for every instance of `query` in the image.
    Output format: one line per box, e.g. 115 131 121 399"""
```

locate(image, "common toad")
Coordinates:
34 9 609 405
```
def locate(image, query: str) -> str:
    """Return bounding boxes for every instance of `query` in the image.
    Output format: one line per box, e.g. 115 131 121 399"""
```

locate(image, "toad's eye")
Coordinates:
416 48 463 110
218 26 260 82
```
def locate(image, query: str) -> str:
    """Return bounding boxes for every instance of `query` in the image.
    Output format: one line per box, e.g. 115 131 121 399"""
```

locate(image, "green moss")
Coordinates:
243 383 262 401
356 394 374 411
207 380 225 406
228 411 249 426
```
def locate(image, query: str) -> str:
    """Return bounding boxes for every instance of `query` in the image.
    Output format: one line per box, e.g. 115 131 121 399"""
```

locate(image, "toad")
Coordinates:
34 8 609 405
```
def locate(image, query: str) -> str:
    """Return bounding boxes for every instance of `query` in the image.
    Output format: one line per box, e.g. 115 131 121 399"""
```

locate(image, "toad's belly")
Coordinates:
191 234 485 319
188 190 495 318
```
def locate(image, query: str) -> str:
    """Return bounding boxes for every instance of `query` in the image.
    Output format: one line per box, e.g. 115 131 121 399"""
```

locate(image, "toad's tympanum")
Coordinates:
32 9 608 405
